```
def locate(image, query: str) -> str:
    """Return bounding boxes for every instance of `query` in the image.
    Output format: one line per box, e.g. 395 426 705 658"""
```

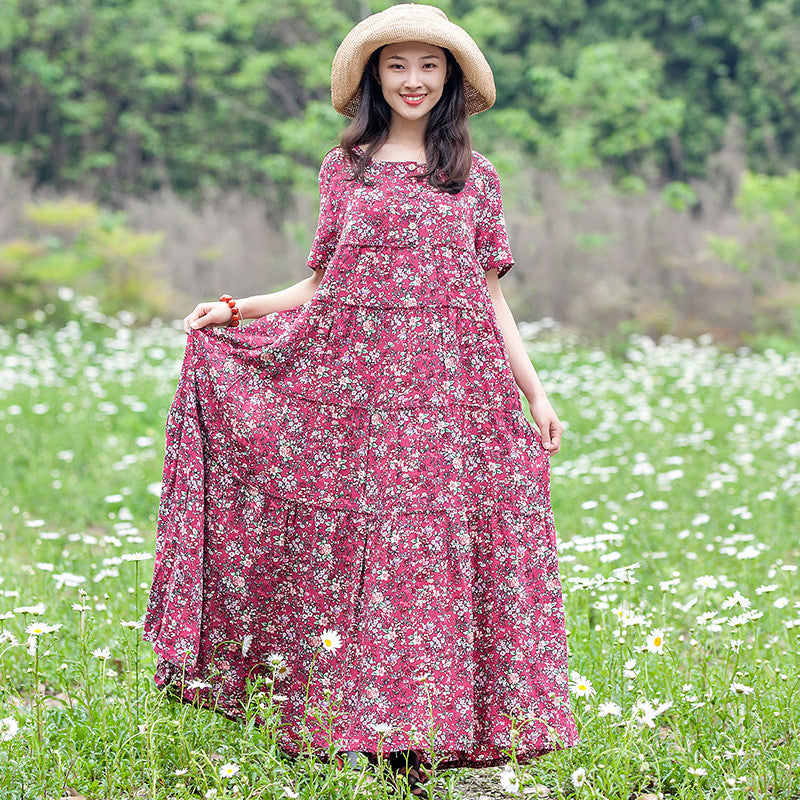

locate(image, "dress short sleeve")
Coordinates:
306 149 342 271
473 156 515 279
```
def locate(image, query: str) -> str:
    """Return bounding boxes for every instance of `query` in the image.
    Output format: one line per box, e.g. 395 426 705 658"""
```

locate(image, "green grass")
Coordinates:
0 314 798 799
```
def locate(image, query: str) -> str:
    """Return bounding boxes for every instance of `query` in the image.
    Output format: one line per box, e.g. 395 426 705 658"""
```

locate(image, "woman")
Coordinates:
144 4 579 796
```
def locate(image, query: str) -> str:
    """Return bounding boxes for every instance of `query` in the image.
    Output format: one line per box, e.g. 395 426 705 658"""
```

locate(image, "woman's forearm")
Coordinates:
490 290 548 401
238 272 324 319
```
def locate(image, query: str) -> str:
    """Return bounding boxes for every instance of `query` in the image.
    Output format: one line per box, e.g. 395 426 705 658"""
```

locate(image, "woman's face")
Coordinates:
375 41 451 123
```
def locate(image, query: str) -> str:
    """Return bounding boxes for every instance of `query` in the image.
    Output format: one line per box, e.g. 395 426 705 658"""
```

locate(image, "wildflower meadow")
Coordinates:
0 299 798 799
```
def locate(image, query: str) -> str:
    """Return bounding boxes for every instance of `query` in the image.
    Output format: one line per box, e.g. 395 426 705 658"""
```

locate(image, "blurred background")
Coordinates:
1 0 799 347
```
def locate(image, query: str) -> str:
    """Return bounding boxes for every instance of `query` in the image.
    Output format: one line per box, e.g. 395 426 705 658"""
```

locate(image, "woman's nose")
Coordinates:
403 70 424 88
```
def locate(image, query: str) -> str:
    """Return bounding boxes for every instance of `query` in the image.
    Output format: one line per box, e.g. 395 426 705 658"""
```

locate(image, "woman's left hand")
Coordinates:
527 393 563 455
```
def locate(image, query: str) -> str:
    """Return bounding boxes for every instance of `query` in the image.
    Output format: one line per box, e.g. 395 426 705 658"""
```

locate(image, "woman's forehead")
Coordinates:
379 41 446 59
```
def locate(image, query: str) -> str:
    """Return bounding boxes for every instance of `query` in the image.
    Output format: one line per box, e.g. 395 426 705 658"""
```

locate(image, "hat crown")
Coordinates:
382 3 449 22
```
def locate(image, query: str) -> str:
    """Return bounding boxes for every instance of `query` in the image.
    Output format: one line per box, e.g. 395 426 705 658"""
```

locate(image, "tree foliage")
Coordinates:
1 0 799 201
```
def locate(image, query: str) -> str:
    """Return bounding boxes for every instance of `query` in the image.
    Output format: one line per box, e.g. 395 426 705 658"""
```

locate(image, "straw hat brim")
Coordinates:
331 3 496 118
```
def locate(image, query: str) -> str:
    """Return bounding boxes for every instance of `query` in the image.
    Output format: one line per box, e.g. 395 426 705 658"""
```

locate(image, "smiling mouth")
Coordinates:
400 94 427 105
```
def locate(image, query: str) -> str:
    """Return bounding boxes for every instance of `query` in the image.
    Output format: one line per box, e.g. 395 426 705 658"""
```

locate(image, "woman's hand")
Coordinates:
183 301 233 334
527 393 564 455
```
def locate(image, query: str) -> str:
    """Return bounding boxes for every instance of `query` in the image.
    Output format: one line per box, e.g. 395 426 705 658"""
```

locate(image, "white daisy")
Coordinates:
498 766 520 793
721 591 751 610
241 634 253 657
645 628 665 654
371 722 394 734
687 766 708 776
569 670 596 698
13 602 46 615
25 622 62 636
597 701 622 717
571 767 587 788
320 628 342 653
267 652 287 669
729 682 754 695
0 716 19 742
219 762 240 778
693 575 718 590
120 552 153 562
92 646 112 660
632 697 672 728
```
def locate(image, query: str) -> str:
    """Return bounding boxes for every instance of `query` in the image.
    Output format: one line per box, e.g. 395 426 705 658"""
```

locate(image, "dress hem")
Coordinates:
152 676 580 771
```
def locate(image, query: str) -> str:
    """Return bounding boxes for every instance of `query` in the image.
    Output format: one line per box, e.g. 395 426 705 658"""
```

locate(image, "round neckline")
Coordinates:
353 144 426 166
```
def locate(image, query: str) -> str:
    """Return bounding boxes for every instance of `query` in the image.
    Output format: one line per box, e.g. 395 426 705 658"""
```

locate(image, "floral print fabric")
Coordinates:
143 146 579 768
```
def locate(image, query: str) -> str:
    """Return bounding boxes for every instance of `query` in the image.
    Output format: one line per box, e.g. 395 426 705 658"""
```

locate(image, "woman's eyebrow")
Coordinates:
386 54 442 61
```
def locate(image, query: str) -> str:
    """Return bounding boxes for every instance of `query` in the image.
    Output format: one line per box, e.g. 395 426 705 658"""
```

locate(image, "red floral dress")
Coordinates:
143 145 579 768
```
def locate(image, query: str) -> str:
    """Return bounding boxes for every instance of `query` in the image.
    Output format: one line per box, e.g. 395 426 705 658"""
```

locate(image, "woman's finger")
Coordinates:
549 422 562 454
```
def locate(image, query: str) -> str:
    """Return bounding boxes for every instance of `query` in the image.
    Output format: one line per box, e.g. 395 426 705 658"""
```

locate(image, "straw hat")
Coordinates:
331 3 496 118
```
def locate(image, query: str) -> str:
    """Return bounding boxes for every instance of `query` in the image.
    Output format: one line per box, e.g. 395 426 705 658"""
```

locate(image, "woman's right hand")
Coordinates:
183 301 233 334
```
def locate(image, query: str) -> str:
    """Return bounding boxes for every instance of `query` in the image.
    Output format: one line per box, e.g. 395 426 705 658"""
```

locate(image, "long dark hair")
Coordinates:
339 46 473 194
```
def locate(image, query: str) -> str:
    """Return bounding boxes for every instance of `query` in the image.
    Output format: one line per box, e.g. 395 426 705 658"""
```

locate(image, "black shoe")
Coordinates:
387 749 431 798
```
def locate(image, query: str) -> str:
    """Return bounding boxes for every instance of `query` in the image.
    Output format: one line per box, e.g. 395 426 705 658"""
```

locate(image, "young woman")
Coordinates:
144 4 579 796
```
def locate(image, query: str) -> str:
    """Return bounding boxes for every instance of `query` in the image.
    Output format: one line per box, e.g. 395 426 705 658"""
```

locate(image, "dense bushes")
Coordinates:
1 0 799 203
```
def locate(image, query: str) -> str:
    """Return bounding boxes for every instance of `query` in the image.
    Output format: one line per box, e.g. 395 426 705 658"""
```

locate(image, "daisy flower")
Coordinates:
631 697 672 728
693 575 718 590
571 767 587 788
120 552 153 562
0 716 19 742
92 646 112 660
729 682 754 695
569 670 596 698
320 628 342 653
219 762 240 778
13 602 46 615
597 701 622 717
371 722 394 734
267 652 287 669
241 634 253 657
721 591 751 610
645 628 665 654
25 622 62 636
498 766 520 793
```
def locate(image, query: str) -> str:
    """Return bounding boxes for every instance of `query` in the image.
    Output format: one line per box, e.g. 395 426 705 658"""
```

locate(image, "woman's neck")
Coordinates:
376 119 428 161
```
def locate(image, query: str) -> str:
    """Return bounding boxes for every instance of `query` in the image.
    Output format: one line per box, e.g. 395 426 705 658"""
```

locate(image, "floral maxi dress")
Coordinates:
142 145 579 768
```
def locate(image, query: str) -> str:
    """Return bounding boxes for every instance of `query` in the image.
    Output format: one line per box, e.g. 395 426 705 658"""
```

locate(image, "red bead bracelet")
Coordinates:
219 294 241 327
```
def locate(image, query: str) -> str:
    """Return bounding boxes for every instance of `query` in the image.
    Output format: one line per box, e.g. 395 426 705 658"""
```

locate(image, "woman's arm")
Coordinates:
484 269 563 454
183 269 326 333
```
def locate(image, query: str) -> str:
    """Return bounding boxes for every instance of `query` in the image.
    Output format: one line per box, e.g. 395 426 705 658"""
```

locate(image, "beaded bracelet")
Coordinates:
219 294 241 327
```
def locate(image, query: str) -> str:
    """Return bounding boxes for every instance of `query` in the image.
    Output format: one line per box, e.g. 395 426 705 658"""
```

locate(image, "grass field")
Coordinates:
0 307 798 799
